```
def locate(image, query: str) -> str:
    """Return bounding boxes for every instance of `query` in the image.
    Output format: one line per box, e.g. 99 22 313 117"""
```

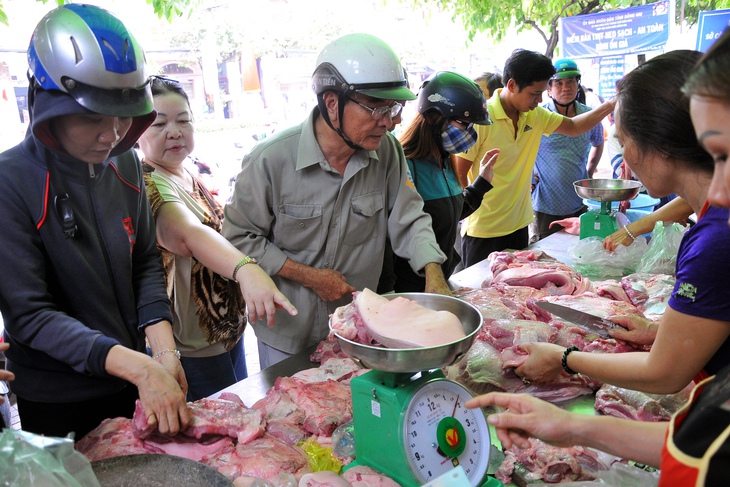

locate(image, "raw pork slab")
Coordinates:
132 395 265 445
341 465 400 486
275 376 353 436
485 250 592 296
330 288 465 348
76 417 163 462
621 273 676 320
202 434 311 483
497 438 612 484
594 382 693 422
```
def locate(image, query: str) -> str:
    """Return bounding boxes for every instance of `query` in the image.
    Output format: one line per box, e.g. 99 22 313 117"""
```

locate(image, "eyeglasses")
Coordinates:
348 97 403 120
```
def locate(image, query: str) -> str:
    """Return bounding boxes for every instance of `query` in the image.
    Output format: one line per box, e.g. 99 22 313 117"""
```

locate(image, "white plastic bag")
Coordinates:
569 236 649 279
636 221 688 275
0 429 101 487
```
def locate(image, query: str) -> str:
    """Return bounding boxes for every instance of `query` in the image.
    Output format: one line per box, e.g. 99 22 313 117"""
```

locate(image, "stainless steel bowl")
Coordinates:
573 178 642 202
330 293 483 373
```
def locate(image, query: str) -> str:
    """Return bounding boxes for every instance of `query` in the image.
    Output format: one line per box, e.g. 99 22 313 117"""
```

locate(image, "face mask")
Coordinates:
440 123 478 154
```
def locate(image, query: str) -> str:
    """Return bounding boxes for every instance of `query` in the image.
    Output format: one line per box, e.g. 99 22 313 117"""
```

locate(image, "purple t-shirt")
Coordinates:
669 205 730 374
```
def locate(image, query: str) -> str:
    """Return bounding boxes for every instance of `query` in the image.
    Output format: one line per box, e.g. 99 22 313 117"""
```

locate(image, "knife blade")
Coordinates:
535 301 626 338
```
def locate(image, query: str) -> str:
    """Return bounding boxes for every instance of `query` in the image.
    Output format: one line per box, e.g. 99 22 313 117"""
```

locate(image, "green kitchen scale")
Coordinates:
333 293 501 487
574 179 642 240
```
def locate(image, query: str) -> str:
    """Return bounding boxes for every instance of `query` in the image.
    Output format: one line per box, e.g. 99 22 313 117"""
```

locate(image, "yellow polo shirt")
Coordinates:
459 89 564 238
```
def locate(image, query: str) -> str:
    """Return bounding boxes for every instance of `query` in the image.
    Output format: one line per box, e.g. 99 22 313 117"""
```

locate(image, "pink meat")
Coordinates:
142 434 233 461
76 417 163 462
491 265 580 295
252 388 308 445
333 288 465 348
201 434 311 482
496 438 612 484
594 279 632 303
594 382 693 422
485 251 592 296
309 336 348 363
299 471 352 486
132 395 265 445
445 340 599 402
275 376 353 436
454 287 521 324
341 465 400 486
292 357 363 383
477 319 555 351
621 273 676 320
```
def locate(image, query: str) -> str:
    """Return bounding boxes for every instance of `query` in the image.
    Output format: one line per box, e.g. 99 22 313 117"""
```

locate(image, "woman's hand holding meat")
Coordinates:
237 263 298 327
514 342 565 383
105 340 192 437
608 315 658 347
465 392 577 449
136 355 192 436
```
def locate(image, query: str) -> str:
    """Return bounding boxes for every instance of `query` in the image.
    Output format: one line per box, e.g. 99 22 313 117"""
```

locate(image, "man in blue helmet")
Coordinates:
223 34 450 368
530 58 605 243
0 4 191 440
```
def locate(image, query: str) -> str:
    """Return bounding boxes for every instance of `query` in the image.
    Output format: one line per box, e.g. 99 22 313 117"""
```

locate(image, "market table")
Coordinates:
448 230 577 290
209 230 597 486
210 343 319 403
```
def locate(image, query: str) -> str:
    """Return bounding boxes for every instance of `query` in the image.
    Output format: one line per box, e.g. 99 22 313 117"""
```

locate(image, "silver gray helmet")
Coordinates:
28 4 153 117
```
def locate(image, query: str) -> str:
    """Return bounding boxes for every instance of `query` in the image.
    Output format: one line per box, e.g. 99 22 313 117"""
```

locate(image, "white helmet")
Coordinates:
28 4 152 117
312 33 415 101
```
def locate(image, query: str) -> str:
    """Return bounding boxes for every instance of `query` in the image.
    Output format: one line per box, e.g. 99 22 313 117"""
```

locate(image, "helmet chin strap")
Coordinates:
317 93 365 151
551 96 575 108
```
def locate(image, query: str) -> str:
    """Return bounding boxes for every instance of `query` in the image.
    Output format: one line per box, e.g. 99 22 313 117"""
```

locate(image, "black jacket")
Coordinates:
0 88 171 402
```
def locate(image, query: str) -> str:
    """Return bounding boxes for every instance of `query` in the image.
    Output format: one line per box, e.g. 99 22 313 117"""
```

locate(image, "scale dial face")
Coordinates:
402 379 490 485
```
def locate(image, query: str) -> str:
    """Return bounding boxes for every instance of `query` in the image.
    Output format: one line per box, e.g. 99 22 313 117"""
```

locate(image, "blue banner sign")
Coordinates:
598 56 625 100
561 2 670 59
696 9 730 52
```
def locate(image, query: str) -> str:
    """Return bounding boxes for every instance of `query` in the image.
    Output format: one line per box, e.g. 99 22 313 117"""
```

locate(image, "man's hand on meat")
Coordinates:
465 392 577 450
514 342 565 383
423 262 453 296
607 315 658 347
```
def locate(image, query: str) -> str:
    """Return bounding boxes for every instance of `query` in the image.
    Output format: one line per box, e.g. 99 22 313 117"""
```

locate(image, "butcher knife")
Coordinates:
535 302 626 338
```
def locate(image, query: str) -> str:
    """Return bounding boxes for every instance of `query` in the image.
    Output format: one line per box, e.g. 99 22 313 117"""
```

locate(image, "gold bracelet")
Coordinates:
624 226 636 241
232 256 257 282
153 349 181 360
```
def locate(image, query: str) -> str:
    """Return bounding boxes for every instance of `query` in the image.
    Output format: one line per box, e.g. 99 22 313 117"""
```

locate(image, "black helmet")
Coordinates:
417 71 491 125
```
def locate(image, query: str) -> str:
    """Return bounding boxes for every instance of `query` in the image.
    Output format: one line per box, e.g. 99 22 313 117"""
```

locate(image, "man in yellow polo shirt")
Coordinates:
455 49 615 267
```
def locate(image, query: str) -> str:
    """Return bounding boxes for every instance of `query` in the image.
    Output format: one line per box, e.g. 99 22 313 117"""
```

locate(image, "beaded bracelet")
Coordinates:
153 349 181 360
562 346 580 375
232 256 257 282
624 226 636 241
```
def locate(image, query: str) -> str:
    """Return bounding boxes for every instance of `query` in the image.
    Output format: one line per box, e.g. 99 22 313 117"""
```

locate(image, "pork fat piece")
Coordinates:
330 288 465 348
